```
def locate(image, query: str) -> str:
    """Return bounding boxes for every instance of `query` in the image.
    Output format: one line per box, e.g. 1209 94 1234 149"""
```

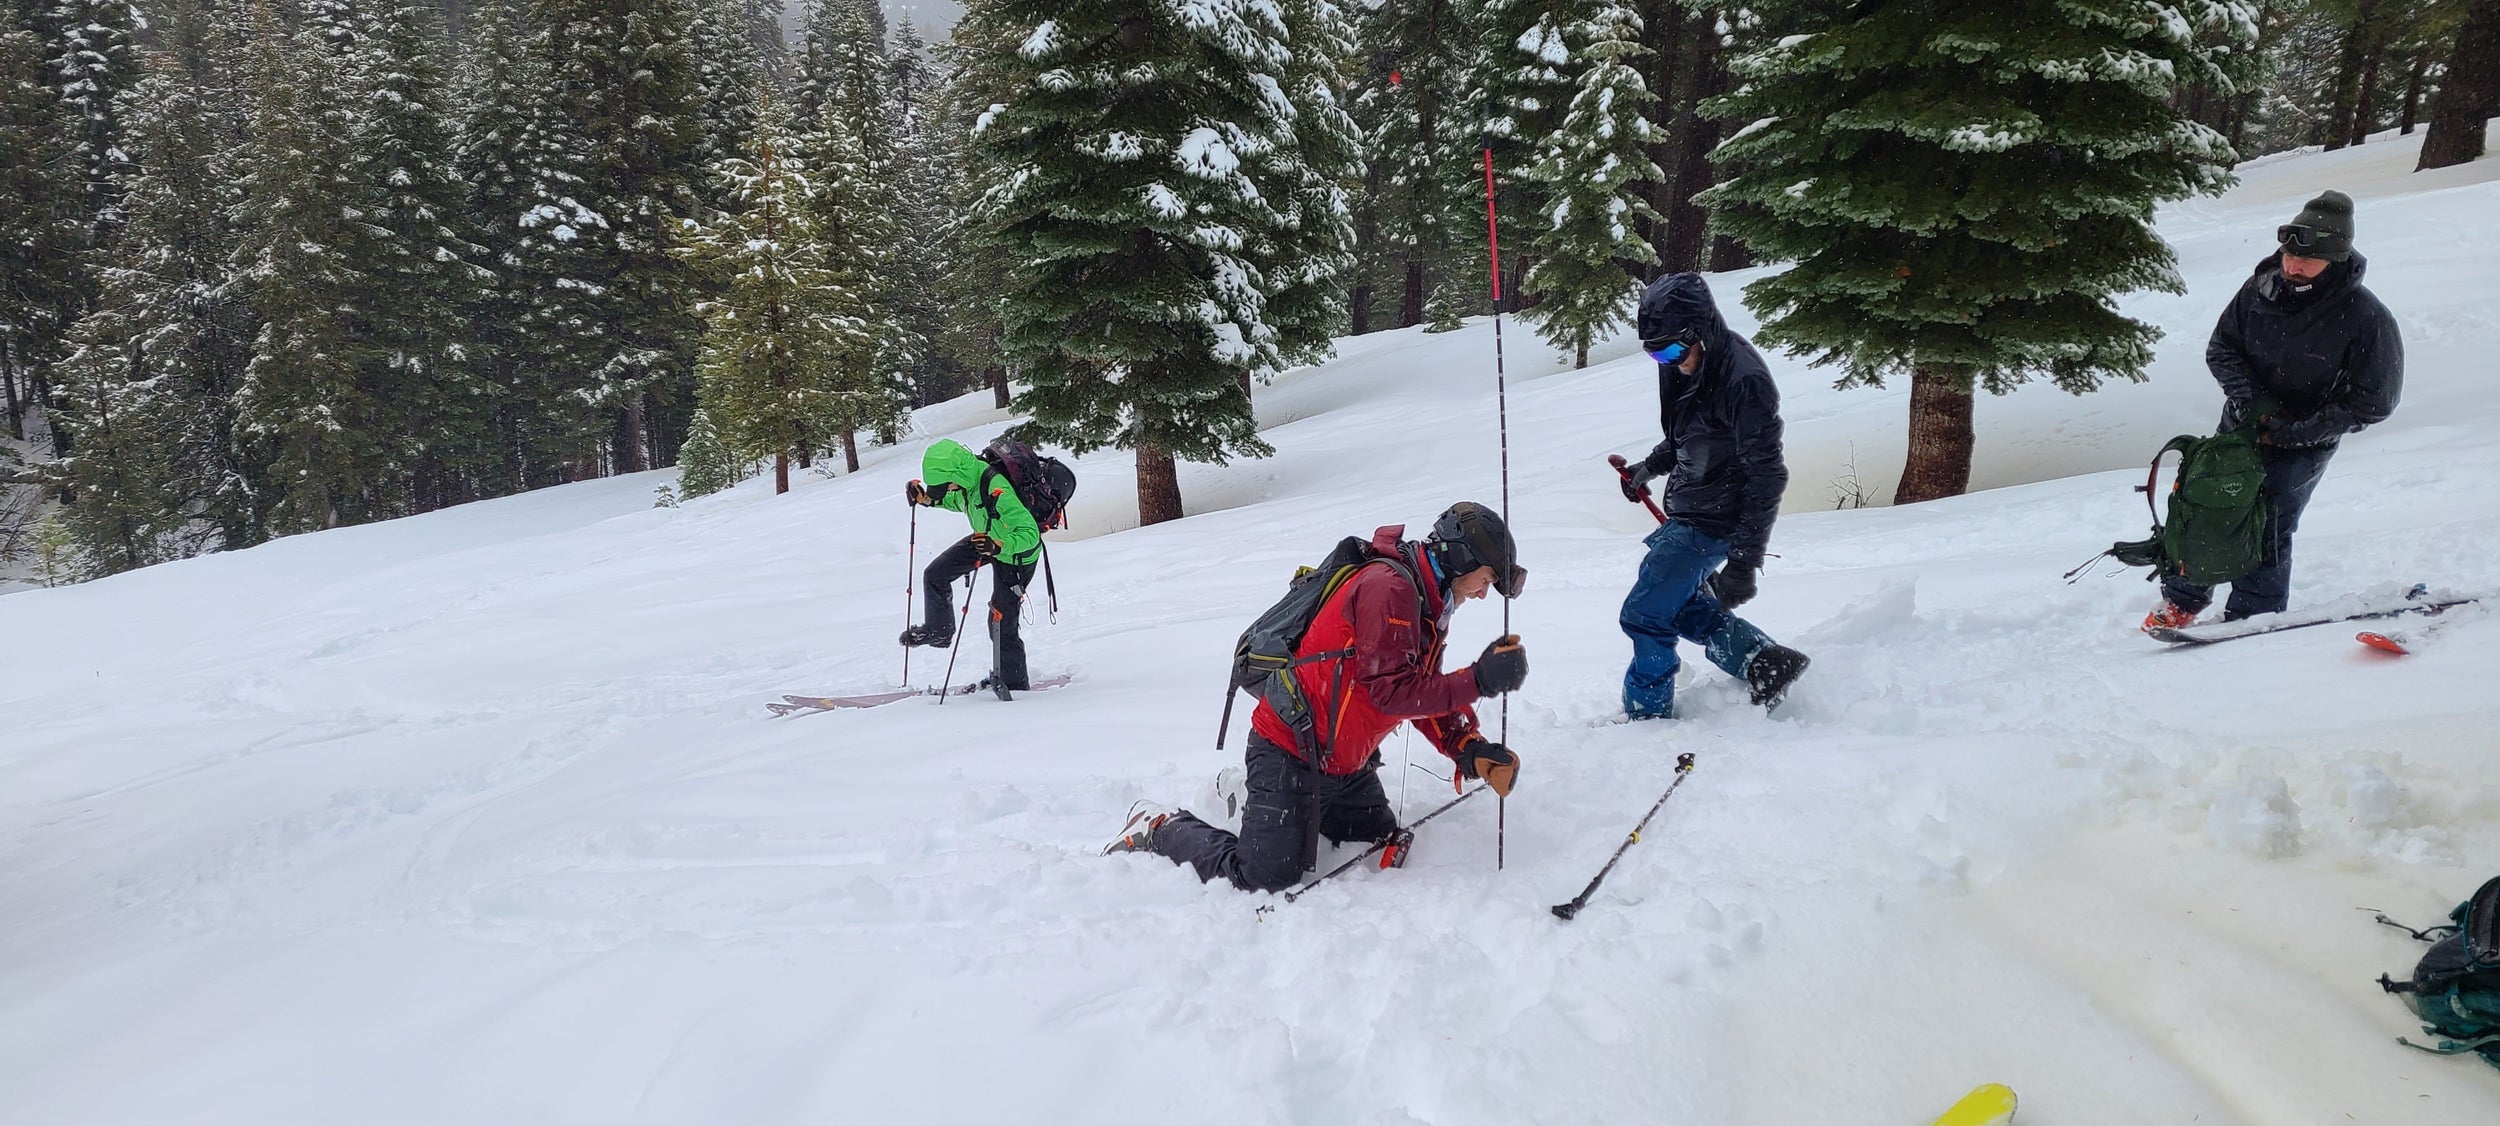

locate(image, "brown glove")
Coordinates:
1456 738 1519 797
905 479 932 506
970 532 1001 558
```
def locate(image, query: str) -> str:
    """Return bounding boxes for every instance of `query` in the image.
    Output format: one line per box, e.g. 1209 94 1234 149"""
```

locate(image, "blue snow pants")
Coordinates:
1620 520 1773 719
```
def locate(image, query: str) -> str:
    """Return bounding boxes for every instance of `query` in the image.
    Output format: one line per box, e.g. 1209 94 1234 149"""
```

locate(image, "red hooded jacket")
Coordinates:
1249 525 1484 775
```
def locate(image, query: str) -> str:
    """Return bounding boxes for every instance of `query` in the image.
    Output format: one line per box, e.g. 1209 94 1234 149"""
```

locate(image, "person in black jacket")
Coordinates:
1617 273 1809 717
2145 190 2404 630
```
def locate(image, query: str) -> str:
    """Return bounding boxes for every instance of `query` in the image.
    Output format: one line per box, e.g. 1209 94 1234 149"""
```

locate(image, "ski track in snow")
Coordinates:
6 130 2500 1124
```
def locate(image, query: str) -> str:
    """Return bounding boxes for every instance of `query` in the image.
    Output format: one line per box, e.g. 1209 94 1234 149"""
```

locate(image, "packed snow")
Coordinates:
5 129 2499 1124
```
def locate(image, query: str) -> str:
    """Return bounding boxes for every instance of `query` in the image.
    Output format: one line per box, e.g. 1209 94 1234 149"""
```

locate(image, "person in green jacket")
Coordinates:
904 439 1044 692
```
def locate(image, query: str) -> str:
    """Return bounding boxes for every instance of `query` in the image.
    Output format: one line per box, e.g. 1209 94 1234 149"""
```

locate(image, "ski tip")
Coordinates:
1931 1083 2018 1126
2357 631 2409 655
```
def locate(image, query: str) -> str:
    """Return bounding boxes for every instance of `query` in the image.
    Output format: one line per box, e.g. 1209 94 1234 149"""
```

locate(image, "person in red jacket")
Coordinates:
1105 504 1529 893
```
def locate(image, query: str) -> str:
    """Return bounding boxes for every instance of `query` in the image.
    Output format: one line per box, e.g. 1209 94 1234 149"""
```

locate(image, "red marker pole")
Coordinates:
1483 147 1510 872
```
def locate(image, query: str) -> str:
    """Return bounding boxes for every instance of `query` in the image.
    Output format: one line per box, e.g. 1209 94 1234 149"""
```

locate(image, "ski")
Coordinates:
2357 629 2413 655
2148 585 2476 646
768 673 1071 715
1930 1083 2018 1126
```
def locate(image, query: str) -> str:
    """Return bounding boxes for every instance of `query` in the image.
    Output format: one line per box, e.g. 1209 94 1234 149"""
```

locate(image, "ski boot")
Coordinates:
1745 644 1810 711
898 623 954 649
1103 800 1175 856
2141 601 2198 634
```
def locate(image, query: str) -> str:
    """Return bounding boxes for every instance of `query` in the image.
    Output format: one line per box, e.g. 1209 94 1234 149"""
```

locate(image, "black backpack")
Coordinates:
2379 875 2500 1070
1214 536 1422 754
979 438 1077 531
2070 427 2270 586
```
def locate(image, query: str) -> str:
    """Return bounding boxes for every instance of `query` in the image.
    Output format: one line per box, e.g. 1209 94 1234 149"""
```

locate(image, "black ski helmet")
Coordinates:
1426 502 1524 598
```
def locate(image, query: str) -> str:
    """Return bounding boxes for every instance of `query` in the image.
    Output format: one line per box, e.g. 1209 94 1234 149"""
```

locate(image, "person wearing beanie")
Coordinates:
1616 272 1810 718
2143 189 2405 631
1104 504 1529 893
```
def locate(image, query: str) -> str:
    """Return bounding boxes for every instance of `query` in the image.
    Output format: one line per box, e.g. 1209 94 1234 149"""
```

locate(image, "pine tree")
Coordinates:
350 0 496 512
1351 0 1484 332
812 0 908 470
1476 0 1577 299
930 10 1022 409
1263 0 1362 366
1705 1 2245 503
687 0 763 201
681 104 874 494
971 0 1292 525
228 5 391 534
27 0 136 451
53 23 262 567
531 0 707 473
886 16 967 405
0 22 82 442
1519 0 1666 368
672 405 744 497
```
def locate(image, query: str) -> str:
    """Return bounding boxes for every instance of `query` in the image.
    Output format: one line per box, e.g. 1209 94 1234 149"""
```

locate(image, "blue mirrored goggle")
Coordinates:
1643 333 1698 365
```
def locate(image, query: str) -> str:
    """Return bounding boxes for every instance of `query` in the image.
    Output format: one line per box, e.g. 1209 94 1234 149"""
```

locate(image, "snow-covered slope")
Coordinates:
5 130 2498 1125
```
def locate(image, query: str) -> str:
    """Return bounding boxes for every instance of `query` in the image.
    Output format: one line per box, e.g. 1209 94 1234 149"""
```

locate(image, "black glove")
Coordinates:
1456 738 1519 797
905 479 931 506
1472 634 1527 696
970 533 1001 558
1620 462 1659 503
1711 562 1759 609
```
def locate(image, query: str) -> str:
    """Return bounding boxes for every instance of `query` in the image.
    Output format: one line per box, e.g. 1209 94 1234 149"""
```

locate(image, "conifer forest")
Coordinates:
4 0 2496 579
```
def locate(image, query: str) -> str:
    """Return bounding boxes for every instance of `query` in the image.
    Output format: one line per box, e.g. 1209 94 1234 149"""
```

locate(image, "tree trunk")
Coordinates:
2324 3 2379 150
843 428 861 473
1 342 22 441
1400 259 1425 328
2419 0 2500 170
2349 45 2383 146
1136 443 1183 526
1349 282 1372 336
617 398 648 474
986 363 1010 409
775 451 789 494
1894 364 1975 505
2399 50 2427 133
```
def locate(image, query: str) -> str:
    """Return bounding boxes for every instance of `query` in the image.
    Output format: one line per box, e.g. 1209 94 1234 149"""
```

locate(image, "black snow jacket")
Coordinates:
1634 273 1787 567
2208 251 2403 449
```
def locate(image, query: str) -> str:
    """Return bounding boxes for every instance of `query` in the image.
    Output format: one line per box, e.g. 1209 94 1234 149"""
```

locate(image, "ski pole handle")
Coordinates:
1609 454 1667 525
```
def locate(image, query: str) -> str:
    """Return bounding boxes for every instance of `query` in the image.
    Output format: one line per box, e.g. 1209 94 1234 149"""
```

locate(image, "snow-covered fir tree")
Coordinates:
800 74 911 472
681 104 874 495
1519 0 1666 369
672 405 743 498
814 0 910 469
530 0 707 473
0 22 83 441
884 16 965 405
687 0 763 205
967 0 1292 525
348 0 496 512
1262 0 1361 366
1475 0 1576 297
51 20 260 571
1704 0 2245 503
228 7 389 535
1351 0 1484 333
927 16 1021 409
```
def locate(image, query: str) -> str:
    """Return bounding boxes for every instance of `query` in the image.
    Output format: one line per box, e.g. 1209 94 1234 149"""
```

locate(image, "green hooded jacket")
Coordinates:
923 439 1042 565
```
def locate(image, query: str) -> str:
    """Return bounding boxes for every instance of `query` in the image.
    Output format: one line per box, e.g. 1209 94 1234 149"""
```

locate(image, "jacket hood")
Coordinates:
1636 272 1733 354
1370 524 1446 617
921 438 990 490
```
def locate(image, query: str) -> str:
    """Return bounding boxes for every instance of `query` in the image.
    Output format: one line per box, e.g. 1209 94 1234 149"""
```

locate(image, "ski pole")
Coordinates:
1483 147 1511 872
937 560 981 704
1271 784 1487 906
1551 753 1696 921
1609 454 1667 525
903 505 918 686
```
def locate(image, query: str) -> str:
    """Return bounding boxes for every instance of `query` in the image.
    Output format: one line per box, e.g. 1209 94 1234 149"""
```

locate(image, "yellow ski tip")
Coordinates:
1931 1083 2017 1126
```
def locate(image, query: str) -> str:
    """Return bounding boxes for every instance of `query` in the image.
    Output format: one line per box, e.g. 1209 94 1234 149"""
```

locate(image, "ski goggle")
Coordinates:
2276 223 2319 250
1643 329 1700 366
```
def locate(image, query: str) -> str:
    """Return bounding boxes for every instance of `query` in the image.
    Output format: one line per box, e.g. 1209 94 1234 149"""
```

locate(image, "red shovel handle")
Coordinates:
1609 454 1667 525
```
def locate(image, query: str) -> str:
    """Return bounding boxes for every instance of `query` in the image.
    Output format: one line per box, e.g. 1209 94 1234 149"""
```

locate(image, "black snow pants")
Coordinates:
923 537 1037 690
2160 444 2336 620
1154 733 1399 893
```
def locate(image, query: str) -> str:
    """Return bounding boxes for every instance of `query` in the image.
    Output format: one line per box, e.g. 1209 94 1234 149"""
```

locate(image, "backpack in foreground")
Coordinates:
1214 536 1420 752
2076 429 2269 585
2378 874 2500 1070
979 438 1077 530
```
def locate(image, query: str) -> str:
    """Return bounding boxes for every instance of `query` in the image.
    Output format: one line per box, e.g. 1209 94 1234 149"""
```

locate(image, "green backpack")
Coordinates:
2378 875 2500 1070
2085 427 2270 585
